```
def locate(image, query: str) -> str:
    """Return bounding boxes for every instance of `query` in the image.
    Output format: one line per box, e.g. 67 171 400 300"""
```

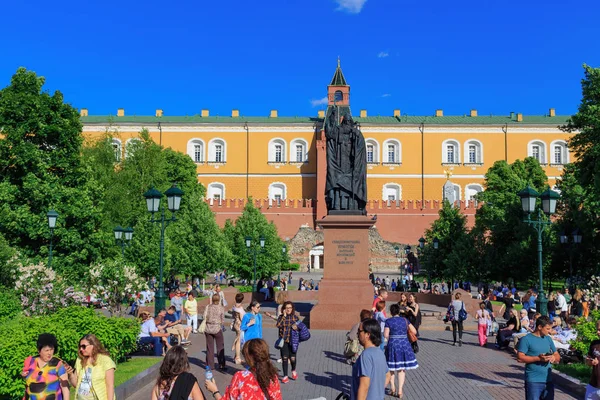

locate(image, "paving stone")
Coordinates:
126 322 578 400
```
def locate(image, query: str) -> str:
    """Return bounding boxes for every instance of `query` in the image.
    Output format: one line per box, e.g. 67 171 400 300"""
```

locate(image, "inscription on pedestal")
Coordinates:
333 239 359 265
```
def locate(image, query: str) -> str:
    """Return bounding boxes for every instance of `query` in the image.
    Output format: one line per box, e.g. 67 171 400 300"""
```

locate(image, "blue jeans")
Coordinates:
175 310 181 321
139 336 163 356
525 381 554 400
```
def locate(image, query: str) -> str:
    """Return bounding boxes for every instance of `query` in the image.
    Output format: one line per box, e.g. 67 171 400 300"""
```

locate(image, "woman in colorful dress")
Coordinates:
22 333 70 400
151 346 206 400
204 339 282 400
66 334 116 400
384 303 419 398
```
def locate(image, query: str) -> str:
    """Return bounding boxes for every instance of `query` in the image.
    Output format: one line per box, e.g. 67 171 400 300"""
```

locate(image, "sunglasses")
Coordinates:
79 344 92 350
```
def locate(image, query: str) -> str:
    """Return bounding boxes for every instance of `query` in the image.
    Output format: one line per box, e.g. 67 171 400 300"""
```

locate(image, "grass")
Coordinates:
491 301 523 312
115 357 162 387
554 363 591 383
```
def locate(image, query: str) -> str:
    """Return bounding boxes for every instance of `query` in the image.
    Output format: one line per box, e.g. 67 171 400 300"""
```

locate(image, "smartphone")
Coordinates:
545 351 554 356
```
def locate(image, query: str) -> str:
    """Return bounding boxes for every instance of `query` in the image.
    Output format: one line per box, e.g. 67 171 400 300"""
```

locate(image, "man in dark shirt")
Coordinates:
585 320 600 399
162 306 191 344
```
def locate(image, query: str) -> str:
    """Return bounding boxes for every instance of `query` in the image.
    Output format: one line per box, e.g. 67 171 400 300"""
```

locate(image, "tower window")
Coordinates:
334 90 343 103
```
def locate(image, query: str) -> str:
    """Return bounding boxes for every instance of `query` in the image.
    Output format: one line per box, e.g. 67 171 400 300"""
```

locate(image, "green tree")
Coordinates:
226 201 285 282
0 68 110 278
420 200 473 282
473 158 551 284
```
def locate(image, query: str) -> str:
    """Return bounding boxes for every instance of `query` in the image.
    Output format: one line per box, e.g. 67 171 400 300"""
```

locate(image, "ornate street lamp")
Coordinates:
144 184 184 315
47 210 59 267
246 236 266 293
114 226 134 257
518 185 560 316
559 228 583 287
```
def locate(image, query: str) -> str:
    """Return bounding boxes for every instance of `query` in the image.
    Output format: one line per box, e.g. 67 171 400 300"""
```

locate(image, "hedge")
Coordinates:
0 306 140 399
0 290 21 322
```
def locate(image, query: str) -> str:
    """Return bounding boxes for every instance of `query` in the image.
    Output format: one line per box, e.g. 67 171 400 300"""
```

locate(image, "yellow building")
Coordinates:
81 63 574 207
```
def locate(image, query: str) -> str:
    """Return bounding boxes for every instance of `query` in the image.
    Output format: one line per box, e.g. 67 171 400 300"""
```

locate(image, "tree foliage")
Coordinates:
225 201 286 282
0 68 110 279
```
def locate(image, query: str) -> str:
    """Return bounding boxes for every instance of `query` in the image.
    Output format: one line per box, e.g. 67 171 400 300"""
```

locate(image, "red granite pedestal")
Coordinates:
310 215 375 330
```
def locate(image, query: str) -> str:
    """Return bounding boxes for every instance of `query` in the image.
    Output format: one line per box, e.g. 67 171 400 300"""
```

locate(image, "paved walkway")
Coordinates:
127 318 578 400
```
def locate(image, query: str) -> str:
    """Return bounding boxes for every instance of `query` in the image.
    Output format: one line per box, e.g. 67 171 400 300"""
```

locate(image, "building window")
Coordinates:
554 146 561 164
194 144 202 163
532 145 540 161
365 139 380 163
268 182 287 201
215 145 223 162
382 183 402 201
383 140 401 164
464 140 483 164
468 145 476 163
289 138 308 163
465 184 483 204
187 139 205 163
269 138 287 163
367 145 374 163
207 182 225 200
111 139 121 162
447 145 455 163
550 141 568 165
528 140 547 164
208 138 226 163
295 145 303 162
442 139 460 164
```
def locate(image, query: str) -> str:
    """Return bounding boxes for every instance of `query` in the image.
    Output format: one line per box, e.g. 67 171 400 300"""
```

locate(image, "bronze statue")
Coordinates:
324 108 367 214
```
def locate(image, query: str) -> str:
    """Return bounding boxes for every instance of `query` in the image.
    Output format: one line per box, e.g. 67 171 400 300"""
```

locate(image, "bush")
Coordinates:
0 289 21 322
237 285 254 293
572 310 600 354
286 263 300 271
0 306 140 399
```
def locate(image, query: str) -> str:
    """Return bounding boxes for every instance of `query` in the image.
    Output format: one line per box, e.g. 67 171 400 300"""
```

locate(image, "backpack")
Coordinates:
458 302 468 322
445 304 455 322
344 338 360 358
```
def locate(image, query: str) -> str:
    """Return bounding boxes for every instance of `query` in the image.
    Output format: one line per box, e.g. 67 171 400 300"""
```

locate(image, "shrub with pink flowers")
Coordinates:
14 262 85 316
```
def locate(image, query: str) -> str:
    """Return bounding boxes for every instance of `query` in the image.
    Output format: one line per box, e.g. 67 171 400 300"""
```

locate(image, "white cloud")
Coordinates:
334 0 367 14
310 97 328 107
381 93 391 98
377 51 389 58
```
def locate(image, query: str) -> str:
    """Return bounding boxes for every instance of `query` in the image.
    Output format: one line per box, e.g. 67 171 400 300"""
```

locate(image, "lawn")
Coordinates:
491 300 523 312
554 363 591 383
115 357 162 387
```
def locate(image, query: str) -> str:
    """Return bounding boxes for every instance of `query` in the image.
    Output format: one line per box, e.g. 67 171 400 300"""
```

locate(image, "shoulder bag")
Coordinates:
198 306 209 334
459 302 468 322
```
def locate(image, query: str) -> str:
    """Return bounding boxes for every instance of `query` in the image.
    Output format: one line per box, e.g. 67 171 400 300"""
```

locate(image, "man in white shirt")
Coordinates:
556 290 568 321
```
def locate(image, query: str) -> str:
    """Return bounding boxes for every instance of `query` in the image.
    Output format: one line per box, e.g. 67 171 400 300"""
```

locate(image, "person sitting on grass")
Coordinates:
552 316 578 350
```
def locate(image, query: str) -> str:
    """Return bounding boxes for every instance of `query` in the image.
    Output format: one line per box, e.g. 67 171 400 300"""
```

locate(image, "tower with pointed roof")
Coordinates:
327 58 350 107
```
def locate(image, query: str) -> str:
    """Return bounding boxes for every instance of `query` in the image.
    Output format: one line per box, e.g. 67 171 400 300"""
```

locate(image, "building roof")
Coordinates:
80 113 570 126
329 58 348 86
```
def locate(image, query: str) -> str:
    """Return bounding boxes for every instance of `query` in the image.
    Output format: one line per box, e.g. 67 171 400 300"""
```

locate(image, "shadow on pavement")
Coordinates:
304 370 351 393
323 350 347 363
447 371 505 386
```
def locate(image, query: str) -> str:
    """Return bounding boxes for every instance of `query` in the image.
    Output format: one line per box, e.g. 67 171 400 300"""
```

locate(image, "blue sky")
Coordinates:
1 0 599 117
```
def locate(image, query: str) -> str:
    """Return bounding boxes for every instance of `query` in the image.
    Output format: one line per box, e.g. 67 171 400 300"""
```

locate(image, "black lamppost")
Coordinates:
47 210 59 268
114 226 134 257
559 228 582 287
246 236 265 293
404 245 411 283
518 185 560 316
418 237 430 290
280 244 286 287
433 238 440 290
394 246 401 287
144 184 184 315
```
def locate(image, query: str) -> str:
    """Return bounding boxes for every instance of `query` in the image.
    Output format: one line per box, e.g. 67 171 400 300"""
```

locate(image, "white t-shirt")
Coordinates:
557 294 568 312
140 319 157 338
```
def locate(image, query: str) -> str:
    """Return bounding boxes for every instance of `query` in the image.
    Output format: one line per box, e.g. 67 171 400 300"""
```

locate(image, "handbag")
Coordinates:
275 337 284 350
458 302 468 322
198 306 209 334
344 338 360 358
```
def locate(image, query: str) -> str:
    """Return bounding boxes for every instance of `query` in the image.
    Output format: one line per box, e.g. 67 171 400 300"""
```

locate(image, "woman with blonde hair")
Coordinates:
151 346 206 400
204 293 226 370
570 289 584 317
496 308 520 350
205 339 281 400
66 334 116 400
